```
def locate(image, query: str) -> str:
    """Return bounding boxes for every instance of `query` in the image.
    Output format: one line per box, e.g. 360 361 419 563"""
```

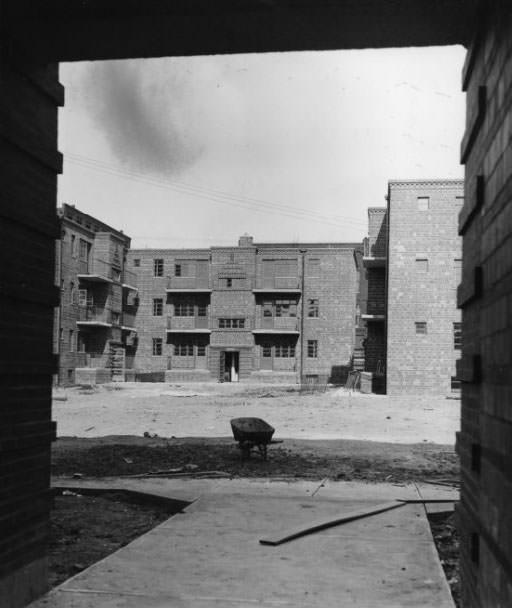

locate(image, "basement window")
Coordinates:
415 322 427 335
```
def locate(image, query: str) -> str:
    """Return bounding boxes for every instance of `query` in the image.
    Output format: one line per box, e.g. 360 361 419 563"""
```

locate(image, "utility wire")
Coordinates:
64 152 368 229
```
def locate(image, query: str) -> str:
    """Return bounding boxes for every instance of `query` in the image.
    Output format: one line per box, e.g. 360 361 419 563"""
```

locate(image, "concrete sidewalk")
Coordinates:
31 479 457 608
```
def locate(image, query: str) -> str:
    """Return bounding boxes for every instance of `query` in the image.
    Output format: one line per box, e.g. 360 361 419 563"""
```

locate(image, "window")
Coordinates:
69 330 75 352
275 299 297 317
275 259 297 277
152 338 163 356
307 258 320 276
275 343 296 358
454 322 462 350
307 340 318 358
262 344 272 358
226 278 233 288
219 318 245 329
77 333 86 353
451 376 461 392
454 259 462 286
197 344 206 357
415 322 427 335
78 289 88 307
153 259 164 277
153 298 163 316
175 264 182 277
174 343 194 356
111 312 120 325
263 301 273 317
71 234 76 257
174 301 194 316
69 281 75 304
417 197 430 211
79 238 90 262
197 303 207 317
133 258 140 267
308 299 319 317
415 258 428 273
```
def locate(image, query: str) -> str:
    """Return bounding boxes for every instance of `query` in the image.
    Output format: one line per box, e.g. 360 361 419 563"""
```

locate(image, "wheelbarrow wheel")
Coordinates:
239 442 251 460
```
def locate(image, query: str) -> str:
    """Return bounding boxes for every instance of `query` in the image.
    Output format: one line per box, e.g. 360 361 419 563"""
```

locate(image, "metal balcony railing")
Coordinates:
77 305 112 325
253 277 301 290
78 258 121 282
167 316 211 330
254 316 299 331
122 268 138 289
122 312 137 329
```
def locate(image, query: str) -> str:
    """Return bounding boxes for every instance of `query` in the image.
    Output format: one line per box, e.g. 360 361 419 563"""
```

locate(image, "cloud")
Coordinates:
81 59 204 175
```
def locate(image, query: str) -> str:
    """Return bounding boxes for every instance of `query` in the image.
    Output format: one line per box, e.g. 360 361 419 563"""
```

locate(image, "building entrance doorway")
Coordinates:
223 351 239 382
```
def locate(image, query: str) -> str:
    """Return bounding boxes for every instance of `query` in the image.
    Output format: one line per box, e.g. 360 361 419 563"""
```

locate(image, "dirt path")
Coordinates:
53 383 460 445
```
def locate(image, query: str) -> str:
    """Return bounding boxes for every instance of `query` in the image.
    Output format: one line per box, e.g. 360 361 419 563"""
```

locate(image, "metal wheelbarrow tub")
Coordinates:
230 417 276 460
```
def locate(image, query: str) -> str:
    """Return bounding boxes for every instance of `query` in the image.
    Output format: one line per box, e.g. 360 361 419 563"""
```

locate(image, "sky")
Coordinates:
58 46 466 249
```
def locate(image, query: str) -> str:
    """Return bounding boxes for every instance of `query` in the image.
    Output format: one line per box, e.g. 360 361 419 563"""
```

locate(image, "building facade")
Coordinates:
54 204 138 385
127 236 361 384
362 179 463 395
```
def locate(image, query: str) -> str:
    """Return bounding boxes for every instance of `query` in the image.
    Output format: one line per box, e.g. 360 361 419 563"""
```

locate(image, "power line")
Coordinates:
64 152 368 229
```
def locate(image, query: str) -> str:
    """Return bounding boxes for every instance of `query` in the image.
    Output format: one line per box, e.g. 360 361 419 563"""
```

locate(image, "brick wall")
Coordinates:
367 207 388 257
301 249 358 378
56 214 131 384
386 180 463 395
456 4 512 606
128 243 360 382
0 56 61 607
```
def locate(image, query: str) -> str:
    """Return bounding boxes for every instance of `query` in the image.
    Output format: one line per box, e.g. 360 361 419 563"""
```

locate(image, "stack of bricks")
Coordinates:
456 3 512 605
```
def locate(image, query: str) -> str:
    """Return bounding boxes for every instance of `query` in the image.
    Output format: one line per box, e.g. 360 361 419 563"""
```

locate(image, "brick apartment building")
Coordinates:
54 204 138 385
127 236 362 384
362 179 463 395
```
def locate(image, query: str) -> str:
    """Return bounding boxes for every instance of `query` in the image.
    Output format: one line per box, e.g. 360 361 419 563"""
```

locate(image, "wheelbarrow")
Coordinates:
230 417 281 460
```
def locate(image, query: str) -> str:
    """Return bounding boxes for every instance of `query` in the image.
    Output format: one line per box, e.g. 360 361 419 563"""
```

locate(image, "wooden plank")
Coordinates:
259 500 404 546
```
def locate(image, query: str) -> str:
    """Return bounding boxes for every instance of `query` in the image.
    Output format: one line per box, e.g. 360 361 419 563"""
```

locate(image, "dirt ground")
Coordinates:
52 435 459 483
52 382 460 445
50 382 460 600
49 490 178 588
